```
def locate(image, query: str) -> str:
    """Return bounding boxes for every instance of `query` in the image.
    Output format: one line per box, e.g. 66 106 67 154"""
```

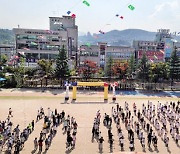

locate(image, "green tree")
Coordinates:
127 55 136 78
25 67 38 77
97 68 105 77
169 48 180 83
105 56 113 78
37 59 53 76
14 57 25 87
149 62 169 82
137 54 150 82
0 54 8 72
55 45 70 79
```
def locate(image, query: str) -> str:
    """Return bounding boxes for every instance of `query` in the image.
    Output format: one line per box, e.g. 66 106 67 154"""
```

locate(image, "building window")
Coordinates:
40 53 48 59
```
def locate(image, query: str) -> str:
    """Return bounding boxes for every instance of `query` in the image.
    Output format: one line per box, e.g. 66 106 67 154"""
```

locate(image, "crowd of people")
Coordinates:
0 100 179 153
33 107 78 153
0 107 78 154
91 100 179 153
0 108 36 154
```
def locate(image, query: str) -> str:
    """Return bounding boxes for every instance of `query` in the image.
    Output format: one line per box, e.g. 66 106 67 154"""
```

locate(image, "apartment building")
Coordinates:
79 42 135 68
13 16 78 67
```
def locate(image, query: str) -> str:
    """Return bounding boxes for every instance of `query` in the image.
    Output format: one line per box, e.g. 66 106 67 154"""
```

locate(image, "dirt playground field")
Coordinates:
0 89 179 154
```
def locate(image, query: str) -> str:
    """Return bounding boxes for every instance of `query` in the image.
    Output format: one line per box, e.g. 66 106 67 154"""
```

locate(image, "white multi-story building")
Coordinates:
79 42 135 69
13 16 78 67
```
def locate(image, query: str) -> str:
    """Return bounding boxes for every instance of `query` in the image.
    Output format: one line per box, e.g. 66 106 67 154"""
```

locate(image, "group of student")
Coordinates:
91 100 179 152
33 107 78 153
91 110 105 152
156 101 179 145
0 106 79 153
0 108 36 154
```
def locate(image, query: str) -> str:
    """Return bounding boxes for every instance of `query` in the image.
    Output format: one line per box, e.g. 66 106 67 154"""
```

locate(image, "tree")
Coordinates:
112 61 128 79
97 68 105 77
127 55 136 79
37 59 53 76
55 45 70 79
105 56 113 78
137 54 150 82
169 48 180 83
149 62 169 82
78 60 98 79
14 57 25 87
0 54 7 71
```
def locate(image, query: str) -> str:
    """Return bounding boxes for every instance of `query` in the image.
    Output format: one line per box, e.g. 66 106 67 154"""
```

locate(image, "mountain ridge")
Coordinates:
0 28 180 46
79 29 180 46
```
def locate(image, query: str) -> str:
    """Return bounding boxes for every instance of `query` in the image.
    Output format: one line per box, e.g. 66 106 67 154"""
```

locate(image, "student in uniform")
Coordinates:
38 138 43 152
147 133 152 147
34 138 38 150
141 137 145 150
99 137 104 152
152 135 158 148
120 136 124 151
176 133 179 144
45 138 49 150
164 136 169 148
129 138 134 151
8 108 13 117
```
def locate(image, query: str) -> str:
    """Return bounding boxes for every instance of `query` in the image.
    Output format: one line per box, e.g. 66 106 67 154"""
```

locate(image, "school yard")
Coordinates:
0 89 179 154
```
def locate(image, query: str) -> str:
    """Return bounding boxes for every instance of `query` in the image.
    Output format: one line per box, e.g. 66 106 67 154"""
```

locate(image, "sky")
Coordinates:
0 0 180 34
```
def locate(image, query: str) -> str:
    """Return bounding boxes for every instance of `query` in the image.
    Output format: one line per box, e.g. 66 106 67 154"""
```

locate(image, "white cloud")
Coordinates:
149 0 179 18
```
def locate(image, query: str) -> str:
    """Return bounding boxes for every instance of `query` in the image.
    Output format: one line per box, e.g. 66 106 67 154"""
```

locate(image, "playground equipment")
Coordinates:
72 82 109 100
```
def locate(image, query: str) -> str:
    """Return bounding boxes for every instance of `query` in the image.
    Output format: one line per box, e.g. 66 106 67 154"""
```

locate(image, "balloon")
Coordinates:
116 14 119 17
128 5 135 10
83 0 90 7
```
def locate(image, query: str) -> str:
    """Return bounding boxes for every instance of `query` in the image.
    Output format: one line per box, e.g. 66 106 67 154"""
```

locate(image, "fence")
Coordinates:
23 77 180 91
